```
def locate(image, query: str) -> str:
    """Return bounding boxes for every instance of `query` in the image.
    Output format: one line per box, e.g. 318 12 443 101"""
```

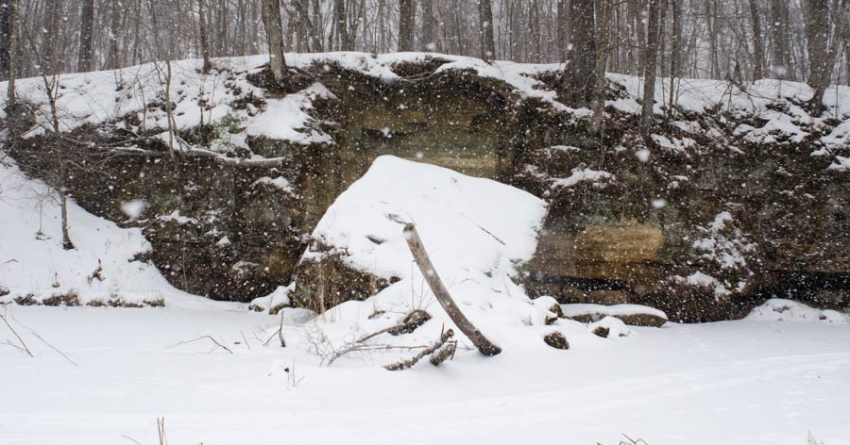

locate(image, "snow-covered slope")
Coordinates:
0 159 225 308
3 52 849 168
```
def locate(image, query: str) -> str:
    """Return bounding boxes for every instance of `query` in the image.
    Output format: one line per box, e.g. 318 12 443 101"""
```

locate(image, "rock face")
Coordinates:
7 55 850 319
516 136 850 321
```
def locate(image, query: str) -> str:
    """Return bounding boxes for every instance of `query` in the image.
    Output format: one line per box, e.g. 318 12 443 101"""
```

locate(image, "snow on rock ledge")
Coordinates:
561 304 669 328
290 155 548 312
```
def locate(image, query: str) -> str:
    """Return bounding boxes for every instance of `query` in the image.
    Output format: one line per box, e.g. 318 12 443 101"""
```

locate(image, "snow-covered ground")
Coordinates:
2 153 849 445
2 304 849 445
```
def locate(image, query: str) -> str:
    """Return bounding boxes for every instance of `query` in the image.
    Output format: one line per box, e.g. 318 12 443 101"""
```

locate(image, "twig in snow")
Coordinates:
240 331 251 351
262 311 287 348
324 310 431 366
357 310 431 343
0 308 34 357
167 335 233 354
157 417 168 445
120 435 144 445
262 330 278 347
278 310 286 348
619 434 651 445
31 331 78 366
384 329 455 371
461 212 507 246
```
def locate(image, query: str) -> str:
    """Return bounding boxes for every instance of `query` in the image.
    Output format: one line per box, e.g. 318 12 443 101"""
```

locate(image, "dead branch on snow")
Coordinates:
385 329 455 371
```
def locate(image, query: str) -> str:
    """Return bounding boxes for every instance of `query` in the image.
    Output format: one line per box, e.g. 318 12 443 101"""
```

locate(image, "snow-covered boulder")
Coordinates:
746 299 849 323
290 155 547 311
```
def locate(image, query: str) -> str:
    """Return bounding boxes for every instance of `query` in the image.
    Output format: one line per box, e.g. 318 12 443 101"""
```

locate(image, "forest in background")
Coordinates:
0 0 848 89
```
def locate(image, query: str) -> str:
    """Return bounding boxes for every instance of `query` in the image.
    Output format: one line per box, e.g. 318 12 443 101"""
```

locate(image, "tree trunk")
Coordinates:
642 0 663 132
398 0 415 51
78 0 95 72
403 224 502 357
42 0 61 75
559 0 596 107
478 0 496 60
668 0 682 108
528 0 541 63
0 1 14 80
556 0 567 62
422 0 443 52
806 0 835 113
334 0 350 50
629 0 646 75
4 0 19 136
108 0 122 70
749 0 765 80
262 0 288 85
198 0 212 73
59 163 75 251
592 0 611 133
769 0 789 79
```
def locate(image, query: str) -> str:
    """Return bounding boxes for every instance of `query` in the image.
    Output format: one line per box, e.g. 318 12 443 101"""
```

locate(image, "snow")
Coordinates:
3 52 850 444
588 315 632 338
2 306 850 445
0 161 221 308
244 82 335 145
562 303 669 321
293 156 579 361
829 155 850 172
3 52 850 171
679 271 722 288
650 134 696 154
693 212 755 272
304 155 547 281
550 168 615 189
747 299 850 324
120 199 148 220
253 176 297 196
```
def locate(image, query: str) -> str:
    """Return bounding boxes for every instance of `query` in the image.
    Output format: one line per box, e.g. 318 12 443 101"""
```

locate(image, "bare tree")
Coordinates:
556 0 567 62
262 0 288 85
805 0 840 113
78 0 95 72
559 0 596 107
479 0 496 60
592 0 612 133
107 0 123 70
421 0 444 52
748 0 764 80
398 0 415 51
0 0 14 81
334 0 351 50
2 0 18 122
641 0 663 132
198 0 212 73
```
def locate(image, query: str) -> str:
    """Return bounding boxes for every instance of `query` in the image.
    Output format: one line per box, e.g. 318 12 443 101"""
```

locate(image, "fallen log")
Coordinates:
403 223 502 356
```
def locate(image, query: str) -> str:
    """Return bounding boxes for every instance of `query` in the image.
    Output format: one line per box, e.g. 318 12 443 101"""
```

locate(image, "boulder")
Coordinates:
543 331 570 350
